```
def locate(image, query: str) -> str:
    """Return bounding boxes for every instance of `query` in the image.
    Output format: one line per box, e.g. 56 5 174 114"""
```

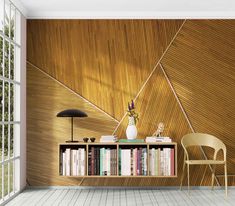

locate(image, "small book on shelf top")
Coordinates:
119 139 145 143
145 136 172 143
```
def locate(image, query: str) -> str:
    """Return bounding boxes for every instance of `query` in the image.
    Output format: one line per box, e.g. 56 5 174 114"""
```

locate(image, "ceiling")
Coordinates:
15 0 235 18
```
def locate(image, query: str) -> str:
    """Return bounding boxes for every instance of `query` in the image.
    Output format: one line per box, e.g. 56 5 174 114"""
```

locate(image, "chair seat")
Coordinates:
185 160 225 165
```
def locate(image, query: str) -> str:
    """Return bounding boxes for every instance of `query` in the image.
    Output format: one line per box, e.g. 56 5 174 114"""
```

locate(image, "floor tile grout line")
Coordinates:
112 19 187 135
72 189 82 206
83 189 91 206
66 189 78 206
34 189 57 206
175 190 197 206
150 189 159 206
59 189 71 206
27 61 120 124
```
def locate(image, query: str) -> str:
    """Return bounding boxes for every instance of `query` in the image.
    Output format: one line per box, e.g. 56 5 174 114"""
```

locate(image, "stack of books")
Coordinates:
100 135 117 143
61 148 86 176
145 136 172 143
119 147 147 176
88 147 117 176
149 147 175 176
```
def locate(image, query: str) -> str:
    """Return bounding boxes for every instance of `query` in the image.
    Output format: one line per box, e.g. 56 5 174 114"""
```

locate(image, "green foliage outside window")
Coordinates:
0 15 15 158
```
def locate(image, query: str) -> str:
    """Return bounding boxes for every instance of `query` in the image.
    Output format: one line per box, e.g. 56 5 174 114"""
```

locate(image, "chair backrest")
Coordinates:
181 133 226 159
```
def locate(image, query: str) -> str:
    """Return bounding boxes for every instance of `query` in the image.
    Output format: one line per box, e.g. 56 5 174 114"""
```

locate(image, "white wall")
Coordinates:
20 14 26 191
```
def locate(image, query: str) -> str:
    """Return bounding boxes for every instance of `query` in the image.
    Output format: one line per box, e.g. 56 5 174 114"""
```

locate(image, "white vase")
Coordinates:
126 116 137 140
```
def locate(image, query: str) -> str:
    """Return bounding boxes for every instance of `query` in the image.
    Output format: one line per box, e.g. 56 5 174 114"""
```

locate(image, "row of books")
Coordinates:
149 148 175 176
60 148 86 176
88 147 117 176
119 148 147 176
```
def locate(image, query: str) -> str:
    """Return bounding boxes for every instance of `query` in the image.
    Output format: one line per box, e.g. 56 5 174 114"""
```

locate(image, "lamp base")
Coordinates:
66 140 79 143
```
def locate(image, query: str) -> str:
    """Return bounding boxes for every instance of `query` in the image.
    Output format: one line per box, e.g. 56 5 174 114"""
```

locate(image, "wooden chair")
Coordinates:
180 133 227 196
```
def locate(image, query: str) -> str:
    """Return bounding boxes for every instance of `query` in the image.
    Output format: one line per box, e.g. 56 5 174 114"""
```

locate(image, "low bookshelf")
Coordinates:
59 142 177 178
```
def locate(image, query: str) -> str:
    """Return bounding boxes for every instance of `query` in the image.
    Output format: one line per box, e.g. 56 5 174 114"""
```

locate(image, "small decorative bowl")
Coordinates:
90 137 96 142
83 137 89 143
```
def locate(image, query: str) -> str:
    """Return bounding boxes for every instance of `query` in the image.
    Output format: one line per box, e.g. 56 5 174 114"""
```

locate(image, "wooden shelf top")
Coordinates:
59 142 177 146
59 175 177 178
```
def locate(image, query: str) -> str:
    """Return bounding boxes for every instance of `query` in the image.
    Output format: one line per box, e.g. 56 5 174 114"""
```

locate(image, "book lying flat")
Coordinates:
119 139 145 143
145 136 172 143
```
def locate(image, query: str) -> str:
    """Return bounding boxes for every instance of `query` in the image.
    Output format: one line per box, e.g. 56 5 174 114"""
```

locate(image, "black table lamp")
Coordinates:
57 109 88 142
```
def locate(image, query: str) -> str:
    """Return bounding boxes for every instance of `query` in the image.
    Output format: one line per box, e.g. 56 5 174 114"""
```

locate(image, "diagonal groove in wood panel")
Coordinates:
27 20 185 122
27 63 118 186
112 20 187 134
159 63 220 186
27 61 119 124
160 20 235 185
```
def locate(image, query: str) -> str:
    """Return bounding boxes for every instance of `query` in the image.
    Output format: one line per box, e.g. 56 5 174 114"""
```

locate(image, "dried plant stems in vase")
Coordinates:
126 100 139 140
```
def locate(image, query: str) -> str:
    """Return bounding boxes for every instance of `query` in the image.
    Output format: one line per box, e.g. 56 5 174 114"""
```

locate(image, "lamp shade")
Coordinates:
56 109 88 118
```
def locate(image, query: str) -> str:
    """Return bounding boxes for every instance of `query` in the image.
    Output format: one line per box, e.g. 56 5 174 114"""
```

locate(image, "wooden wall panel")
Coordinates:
27 19 235 186
161 20 235 183
27 63 118 186
114 65 214 186
27 20 184 120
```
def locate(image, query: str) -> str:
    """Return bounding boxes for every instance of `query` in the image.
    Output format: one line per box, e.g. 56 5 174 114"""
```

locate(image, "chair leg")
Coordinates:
187 164 190 194
180 161 186 190
224 163 228 197
211 165 216 190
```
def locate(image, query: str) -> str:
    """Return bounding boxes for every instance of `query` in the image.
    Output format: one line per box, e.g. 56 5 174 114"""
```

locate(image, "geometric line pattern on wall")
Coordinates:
27 19 184 121
27 63 118 186
112 20 186 134
161 20 235 185
27 61 119 124
114 65 212 186
26 19 235 186
159 63 220 186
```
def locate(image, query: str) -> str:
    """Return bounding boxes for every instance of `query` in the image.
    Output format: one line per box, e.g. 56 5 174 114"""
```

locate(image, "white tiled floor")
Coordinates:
6 188 234 206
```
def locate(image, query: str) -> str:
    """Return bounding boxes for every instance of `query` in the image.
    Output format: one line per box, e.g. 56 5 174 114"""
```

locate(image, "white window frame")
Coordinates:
0 0 21 204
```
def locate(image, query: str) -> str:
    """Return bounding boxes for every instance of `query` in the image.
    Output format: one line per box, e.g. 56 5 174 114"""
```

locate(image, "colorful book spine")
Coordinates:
171 148 175 176
100 148 103 176
62 152 65 176
81 148 85 176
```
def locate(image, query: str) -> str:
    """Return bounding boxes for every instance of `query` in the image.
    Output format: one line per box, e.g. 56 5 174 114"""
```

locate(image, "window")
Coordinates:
0 0 21 203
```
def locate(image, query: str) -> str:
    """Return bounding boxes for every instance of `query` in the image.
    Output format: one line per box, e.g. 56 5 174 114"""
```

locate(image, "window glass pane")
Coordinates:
14 84 19 122
0 35 3 77
10 44 14 80
4 163 8 197
4 40 9 79
0 0 4 33
10 161 13 193
0 124 2 162
10 83 13 121
4 124 8 159
13 124 19 157
14 45 20 82
0 165 2 199
4 81 8 121
10 5 15 41
10 124 13 157
15 10 20 45
0 79 2 120
4 0 10 38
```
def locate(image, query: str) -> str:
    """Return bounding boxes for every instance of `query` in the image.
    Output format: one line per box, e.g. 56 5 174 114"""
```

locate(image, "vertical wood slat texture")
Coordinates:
27 19 235 186
27 63 118 186
115 65 210 186
27 19 184 121
161 20 235 185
